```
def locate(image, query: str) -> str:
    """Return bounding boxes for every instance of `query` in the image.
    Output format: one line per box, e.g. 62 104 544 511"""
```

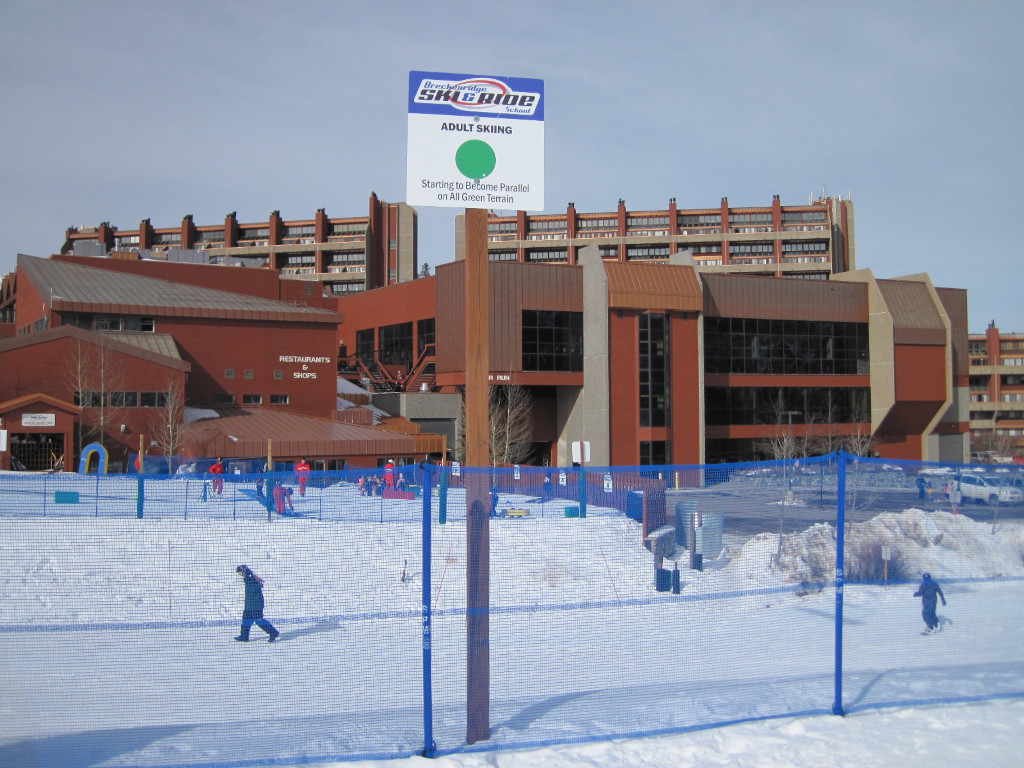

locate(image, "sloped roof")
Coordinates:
19 255 339 324
604 262 703 312
0 392 81 416
876 279 947 345
187 408 420 460
106 332 182 359
703 272 868 322
0 325 191 372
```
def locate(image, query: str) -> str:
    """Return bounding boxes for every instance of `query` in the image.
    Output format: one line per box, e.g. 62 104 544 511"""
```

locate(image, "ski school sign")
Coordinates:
406 70 544 211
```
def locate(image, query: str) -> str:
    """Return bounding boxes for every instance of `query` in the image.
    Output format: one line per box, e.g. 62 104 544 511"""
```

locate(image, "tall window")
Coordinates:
356 329 375 366
417 318 436 356
379 321 413 367
640 441 671 466
522 310 583 372
639 313 670 427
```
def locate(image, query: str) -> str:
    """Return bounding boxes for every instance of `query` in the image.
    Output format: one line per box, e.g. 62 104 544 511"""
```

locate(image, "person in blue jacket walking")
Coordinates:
913 572 947 633
235 565 280 642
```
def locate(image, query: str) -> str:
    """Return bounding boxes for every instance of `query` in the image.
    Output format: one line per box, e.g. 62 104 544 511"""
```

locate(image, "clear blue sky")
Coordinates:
2 1 1022 332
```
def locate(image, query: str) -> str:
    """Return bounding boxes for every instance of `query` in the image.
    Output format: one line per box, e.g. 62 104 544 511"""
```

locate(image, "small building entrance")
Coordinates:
9 432 66 471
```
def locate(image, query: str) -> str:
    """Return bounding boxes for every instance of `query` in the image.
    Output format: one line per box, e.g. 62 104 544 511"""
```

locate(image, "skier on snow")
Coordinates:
235 565 280 642
913 572 947 633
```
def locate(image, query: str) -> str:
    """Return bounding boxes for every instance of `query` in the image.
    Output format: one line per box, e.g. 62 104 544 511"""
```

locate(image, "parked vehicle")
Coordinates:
957 474 1024 505
970 450 1014 464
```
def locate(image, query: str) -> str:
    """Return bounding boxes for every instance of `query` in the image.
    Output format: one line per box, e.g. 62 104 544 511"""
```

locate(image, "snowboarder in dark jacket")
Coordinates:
913 572 946 632
235 565 280 642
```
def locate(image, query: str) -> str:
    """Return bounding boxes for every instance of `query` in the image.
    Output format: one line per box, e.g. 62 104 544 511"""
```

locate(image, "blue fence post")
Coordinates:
833 450 847 716
136 473 144 519
439 469 448 524
420 463 436 757
578 468 587 518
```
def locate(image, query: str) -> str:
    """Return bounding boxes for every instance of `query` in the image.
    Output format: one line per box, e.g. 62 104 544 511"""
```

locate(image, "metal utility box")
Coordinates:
664 491 724 561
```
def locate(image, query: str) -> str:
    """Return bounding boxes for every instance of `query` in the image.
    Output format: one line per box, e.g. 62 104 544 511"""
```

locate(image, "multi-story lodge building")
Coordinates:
60 194 417 296
0 194 971 471
968 323 1024 458
459 195 853 279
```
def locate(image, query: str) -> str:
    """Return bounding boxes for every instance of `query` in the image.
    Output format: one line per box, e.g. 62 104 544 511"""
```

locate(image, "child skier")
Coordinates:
235 565 280 642
913 572 947 633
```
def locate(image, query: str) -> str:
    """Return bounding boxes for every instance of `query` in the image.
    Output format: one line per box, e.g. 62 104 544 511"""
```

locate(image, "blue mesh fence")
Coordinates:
1 452 1022 766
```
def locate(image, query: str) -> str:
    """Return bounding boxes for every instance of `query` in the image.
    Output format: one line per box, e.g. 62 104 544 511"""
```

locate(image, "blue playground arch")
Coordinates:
78 443 109 474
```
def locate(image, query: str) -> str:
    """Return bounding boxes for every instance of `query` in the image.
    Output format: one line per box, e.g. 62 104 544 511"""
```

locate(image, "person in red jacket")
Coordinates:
295 458 311 497
209 458 224 496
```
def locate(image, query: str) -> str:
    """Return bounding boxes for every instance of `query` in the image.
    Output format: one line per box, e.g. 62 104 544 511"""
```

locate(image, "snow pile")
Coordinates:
768 508 1024 585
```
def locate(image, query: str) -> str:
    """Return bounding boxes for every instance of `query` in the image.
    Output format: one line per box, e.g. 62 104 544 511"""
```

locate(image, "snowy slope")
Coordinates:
1 477 1022 767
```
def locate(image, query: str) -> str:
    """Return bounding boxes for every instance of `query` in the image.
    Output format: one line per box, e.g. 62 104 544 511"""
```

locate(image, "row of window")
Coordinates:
484 244 832 264
627 245 670 259
705 386 870 426
970 356 1024 367
214 394 290 405
704 318 870 376
122 221 368 247
782 241 829 254
577 217 617 230
628 216 669 228
226 369 286 381
527 219 565 232
63 313 156 333
75 391 169 408
487 209 829 238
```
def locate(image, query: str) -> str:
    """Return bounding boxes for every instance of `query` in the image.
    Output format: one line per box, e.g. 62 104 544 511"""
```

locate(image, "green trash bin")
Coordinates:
564 505 580 518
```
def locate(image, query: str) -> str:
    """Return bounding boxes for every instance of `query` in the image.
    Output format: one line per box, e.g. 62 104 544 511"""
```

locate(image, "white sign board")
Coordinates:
571 440 591 465
407 71 544 211
22 413 56 428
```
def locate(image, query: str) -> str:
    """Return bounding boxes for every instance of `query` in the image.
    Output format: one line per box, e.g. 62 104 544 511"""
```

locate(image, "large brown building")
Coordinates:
343 253 968 466
0 194 970 472
968 323 1024 459
60 194 417 296
0 254 441 471
459 195 853 280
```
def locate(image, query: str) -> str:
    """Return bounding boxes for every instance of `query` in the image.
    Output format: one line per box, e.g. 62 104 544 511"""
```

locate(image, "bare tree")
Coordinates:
148 378 186 473
455 381 534 466
843 418 876 458
972 423 1013 461
65 335 127 456
756 390 802 461
755 391 807 562
65 335 90 459
489 382 533 466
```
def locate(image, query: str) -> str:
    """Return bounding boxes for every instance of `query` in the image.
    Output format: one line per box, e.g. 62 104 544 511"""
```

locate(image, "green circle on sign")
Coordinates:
455 139 496 179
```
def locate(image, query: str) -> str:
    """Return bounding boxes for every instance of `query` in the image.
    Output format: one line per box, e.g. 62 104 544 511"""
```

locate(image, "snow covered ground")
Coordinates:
344 698 1024 768
1 471 1022 767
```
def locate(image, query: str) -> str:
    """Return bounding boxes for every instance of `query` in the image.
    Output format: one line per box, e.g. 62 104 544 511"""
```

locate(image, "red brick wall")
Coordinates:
895 345 947 402
608 309 639 465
